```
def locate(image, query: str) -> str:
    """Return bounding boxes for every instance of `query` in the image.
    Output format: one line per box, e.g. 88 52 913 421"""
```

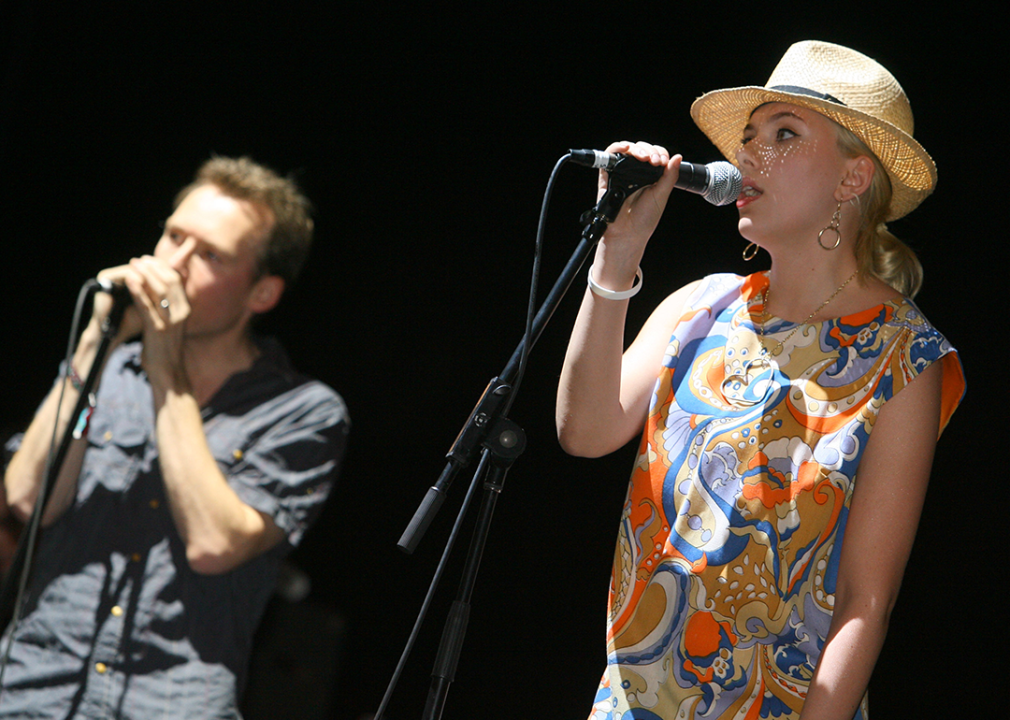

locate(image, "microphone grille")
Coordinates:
704 161 742 206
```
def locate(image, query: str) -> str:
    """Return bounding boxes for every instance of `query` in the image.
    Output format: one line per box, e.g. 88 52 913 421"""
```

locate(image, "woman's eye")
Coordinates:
776 128 797 141
741 135 754 146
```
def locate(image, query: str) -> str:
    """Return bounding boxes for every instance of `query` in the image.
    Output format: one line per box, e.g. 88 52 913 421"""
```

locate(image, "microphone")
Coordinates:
95 277 133 306
569 149 742 206
92 278 133 335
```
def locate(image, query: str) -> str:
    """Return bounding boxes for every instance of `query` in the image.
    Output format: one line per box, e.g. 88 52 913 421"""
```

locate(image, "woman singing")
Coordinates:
556 41 965 720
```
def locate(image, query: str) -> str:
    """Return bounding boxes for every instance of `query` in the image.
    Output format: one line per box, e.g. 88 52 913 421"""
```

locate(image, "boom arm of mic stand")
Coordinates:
396 182 624 554
398 378 513 554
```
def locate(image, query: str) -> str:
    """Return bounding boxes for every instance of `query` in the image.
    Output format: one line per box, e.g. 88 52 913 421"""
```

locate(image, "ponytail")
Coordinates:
836 126 923 298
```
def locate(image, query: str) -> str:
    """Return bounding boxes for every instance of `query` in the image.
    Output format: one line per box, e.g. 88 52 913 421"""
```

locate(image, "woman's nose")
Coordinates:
736 141 759 170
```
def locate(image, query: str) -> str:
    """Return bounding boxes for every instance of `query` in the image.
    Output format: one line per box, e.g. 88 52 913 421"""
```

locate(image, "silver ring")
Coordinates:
160 299 170 310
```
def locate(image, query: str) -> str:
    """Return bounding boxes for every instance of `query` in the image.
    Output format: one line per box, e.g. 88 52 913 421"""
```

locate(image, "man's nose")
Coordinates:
168 237 197 275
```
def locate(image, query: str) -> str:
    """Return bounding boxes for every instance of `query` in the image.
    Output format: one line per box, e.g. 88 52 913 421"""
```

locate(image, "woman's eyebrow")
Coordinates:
744 110 806 133
769 110 804 122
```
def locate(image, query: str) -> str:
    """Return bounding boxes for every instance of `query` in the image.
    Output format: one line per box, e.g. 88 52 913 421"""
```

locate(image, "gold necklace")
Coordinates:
721 270 859 406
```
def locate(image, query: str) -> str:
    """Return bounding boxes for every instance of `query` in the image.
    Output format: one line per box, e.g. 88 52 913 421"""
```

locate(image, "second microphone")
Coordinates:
569 149 742 207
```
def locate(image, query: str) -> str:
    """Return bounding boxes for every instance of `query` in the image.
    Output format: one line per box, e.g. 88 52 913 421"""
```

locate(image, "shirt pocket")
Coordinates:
78 401 152 497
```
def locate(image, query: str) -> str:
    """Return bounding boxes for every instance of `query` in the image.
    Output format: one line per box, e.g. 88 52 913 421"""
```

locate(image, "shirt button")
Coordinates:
232 449 243 461
95 662 108 674
149 499 160 510
131 553 141 562
111 606 124 617
104 431 113 441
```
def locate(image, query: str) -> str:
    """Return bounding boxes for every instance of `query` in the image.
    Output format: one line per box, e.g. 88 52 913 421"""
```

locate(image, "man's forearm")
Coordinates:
154 383 284 575
4 321 110 524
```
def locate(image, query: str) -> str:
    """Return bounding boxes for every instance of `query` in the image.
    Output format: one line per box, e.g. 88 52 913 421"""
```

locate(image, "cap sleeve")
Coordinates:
217 381 349 546
891 306 965 437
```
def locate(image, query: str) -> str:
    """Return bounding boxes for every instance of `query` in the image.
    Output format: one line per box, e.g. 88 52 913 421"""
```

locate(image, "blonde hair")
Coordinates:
835 125 923 297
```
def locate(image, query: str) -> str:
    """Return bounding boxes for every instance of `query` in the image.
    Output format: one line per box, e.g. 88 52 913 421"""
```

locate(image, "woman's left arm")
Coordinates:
799 359 943 720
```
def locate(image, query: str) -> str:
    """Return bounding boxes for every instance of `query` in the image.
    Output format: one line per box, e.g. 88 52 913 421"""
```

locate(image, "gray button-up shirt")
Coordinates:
1 339 348 719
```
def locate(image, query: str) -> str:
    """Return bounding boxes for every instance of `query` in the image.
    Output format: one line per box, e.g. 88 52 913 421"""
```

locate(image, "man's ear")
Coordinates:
839 155 875 200
249 275 285 315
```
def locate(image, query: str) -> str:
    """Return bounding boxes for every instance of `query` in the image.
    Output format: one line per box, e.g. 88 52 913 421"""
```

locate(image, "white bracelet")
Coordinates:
587 264 643 300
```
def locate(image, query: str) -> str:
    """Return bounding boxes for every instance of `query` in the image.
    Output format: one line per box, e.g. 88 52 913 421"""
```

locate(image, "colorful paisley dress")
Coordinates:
591 273 964 720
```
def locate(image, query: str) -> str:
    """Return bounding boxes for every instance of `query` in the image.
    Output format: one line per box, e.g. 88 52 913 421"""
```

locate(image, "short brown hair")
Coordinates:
175 156 314 286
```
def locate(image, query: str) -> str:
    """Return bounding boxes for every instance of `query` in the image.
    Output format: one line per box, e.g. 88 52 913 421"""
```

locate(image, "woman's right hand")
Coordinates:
556 142 687 457
592 141 681 290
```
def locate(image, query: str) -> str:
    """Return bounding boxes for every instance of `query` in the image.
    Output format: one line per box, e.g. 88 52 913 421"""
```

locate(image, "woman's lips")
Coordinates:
736 179 762 209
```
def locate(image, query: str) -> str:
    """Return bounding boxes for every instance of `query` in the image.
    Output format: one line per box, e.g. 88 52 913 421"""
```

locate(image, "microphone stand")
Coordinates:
398 164 641 555
384 169 642 720
0 288 128 630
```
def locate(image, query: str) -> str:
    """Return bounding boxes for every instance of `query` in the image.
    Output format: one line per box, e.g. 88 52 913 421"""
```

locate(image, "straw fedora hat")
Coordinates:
690 40 936 220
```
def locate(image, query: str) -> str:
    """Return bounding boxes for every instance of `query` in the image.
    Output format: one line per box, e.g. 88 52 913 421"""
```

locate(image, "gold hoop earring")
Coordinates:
742 242 759 261
818 201 843 250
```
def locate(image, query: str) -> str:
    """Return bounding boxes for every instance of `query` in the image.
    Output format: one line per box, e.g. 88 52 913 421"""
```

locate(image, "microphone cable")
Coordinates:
0 279 104 695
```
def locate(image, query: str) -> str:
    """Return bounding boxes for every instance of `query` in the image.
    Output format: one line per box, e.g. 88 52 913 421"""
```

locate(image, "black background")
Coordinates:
1 3 1000 718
